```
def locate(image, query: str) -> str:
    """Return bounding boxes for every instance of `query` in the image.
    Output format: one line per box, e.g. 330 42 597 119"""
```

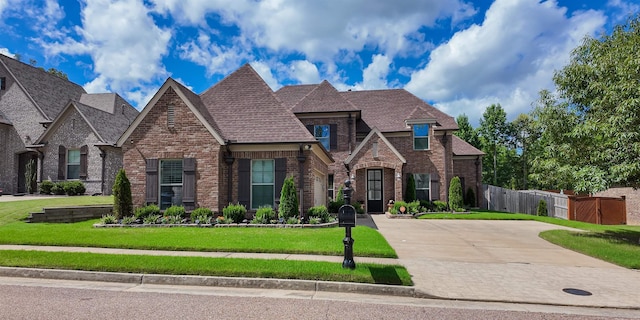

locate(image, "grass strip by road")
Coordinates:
0 198 397 258
419 211 640 269
0 250 412 286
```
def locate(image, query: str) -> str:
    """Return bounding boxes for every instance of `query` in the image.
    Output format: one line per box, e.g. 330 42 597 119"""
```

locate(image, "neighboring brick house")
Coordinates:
0 53 137 195
120 63 483 214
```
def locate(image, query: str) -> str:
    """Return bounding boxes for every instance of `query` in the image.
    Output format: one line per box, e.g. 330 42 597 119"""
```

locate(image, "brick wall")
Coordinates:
123 87 221 210
453 158 482 206
594 188 640 225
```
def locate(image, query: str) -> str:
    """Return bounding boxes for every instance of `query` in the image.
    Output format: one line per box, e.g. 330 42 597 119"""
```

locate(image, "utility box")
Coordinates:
338 205 356 227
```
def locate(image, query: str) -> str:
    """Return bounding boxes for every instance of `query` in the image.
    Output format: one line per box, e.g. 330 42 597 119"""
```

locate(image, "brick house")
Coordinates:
119 64 483 213
0 54 137 195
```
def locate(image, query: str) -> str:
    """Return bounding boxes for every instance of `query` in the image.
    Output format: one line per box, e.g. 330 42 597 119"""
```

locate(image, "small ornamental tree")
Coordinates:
537 199 548 217
278 176 299 220
448 176 464 212
405 174 417 202
112 169 132 219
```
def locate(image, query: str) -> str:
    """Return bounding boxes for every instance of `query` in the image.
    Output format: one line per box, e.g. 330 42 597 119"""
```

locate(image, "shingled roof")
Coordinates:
280 81 359 113
275 84 316 108
200 64 316 144
452 135 484 156
0 54 86 121
341 89 458 133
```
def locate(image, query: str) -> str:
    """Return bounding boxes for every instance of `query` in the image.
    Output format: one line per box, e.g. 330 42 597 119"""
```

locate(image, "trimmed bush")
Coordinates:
308 205 331 223
112 169 132 219
537 199 548 216
419 200 433 212
465 187 476 207
190 207 213 224
328 200 344 213
252 206 275 224
405 174 416 202
135 204 160 219
278 177 299 220
448 176 464 212
286 217 299 224
433 200 448 212
352 202 364 214
39 180 54 195
164 205 186 218
51 182 66 195
223 203 247 223
63 181 86 196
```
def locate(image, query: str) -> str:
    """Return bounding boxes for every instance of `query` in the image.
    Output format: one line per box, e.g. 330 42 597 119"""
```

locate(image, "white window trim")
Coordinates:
66 149 80 180
314 124 330 150
159 159 183 209
413 124 430 150
251 159 275 209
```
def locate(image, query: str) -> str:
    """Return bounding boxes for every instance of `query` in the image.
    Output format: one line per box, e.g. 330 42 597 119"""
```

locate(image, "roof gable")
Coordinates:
199 64 315 144
0 54 86 121
345 127 406 165
452 135 485 156
275 84 317 108
117 78 225 147
289 80 359 113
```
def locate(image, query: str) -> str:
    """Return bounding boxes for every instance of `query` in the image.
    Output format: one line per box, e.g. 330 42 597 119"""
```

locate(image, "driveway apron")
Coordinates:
371 216 640 308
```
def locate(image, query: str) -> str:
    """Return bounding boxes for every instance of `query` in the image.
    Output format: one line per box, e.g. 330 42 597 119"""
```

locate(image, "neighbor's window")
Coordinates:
252 159 274 209
66 149 80 179
314 125 330 150
160 159 183 210
414 173 430 201
327 174 334 200
413 124 429 150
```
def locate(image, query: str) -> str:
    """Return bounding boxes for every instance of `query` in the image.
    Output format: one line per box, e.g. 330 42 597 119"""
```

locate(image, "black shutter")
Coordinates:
145 159 159 204
238 159 250 208
182 158 196 211
58 145 66 180
275 158 286 201
306 125 314 134
430 173 440 201
330 124 337 150
79 145 88 180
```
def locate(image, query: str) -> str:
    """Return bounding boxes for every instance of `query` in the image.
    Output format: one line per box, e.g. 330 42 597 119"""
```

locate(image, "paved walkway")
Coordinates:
372 216 640 309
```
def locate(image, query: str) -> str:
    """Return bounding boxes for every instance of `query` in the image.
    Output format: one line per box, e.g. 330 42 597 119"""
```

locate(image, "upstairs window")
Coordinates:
413 124 429 150
67 149 80 179
314 125 330 150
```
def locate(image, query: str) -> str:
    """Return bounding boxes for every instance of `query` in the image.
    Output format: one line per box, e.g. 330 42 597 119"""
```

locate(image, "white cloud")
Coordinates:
352 54 391 90
290 60 320 84
607 0 640 22
178 31 252 76
41 0 171 108
250 61 281 90
406 0 607 125
0 47 12 56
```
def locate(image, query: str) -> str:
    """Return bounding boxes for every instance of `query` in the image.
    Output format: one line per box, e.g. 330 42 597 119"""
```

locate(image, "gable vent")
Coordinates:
167 104 175 128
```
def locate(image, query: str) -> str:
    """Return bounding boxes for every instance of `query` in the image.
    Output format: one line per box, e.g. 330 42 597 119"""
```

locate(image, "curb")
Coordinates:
0 267 419 298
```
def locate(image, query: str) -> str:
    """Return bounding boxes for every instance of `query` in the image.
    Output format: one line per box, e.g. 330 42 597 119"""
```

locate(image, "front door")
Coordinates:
367 169 383 213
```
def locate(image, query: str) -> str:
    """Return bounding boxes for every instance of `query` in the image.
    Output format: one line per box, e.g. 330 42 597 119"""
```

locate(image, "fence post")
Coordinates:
596 197 601 224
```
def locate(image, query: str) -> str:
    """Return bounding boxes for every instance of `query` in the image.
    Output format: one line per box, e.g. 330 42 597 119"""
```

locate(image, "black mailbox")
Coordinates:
338 204 356 227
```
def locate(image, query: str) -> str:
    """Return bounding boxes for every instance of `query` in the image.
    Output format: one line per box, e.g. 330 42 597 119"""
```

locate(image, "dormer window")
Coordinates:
413 124 429 150
314 125 330 150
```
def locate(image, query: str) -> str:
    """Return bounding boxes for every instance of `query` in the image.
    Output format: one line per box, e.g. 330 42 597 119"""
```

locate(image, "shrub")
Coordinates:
39 180 54 195
278 177 299 220
112 169 132 219
223 203 247 223
161 215 183 224
405 200 420 214
308 217 321 224
100 214 117 224
537 199 548 216
190 207 213 224
419 200 433 212
135 204 160 219
143 214 161 224
63 181 86 196
465 187 476 207
336 185 344 202
164 205 185 218
308 205 331 223
51 182 66 195
352 201 364 214
389 201 407 214
433 200 448 212
216 216 231 224
286 217 299 224
405 174 416 202
448 176 464 212
252 206 275 224
121 216 137 225
328 200 344 213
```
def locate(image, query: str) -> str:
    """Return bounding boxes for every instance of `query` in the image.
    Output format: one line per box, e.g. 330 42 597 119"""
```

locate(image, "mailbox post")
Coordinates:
338 179 356 269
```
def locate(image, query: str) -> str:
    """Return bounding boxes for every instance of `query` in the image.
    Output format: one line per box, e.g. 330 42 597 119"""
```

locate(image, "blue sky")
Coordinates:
1 0 638 126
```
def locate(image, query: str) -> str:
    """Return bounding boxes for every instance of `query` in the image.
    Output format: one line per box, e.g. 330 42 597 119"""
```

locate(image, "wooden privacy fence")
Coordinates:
483 185 568 218
482 185 627 224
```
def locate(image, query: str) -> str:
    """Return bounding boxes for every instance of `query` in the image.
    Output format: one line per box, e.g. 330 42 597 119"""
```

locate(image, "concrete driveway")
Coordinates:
371 216 640 308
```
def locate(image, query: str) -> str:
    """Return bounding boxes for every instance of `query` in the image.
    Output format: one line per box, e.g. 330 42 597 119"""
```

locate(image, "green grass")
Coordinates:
419 211 640 269
0 250 412 286
0 196 113 226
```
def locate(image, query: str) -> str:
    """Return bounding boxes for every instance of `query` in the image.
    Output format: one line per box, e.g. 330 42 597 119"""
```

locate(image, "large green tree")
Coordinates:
534 15 640 192
454 114 481 149
478 104 510 186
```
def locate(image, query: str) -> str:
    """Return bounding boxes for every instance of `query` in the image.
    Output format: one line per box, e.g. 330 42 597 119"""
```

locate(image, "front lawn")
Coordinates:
0 196 113 226
419 211 640 269
0 250 412 286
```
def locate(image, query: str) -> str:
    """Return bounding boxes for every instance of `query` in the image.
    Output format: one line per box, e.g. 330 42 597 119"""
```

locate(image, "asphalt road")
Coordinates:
0 277 637 320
